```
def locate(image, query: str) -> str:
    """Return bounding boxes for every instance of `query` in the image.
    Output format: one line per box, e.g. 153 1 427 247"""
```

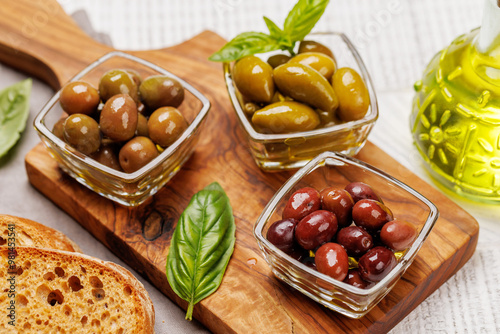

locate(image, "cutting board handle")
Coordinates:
0 0 111 89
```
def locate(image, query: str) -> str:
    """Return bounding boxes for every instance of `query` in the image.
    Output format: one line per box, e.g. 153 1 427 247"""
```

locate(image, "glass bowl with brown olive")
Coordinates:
253 151 438 318
34 51 210 206
224 32 378 171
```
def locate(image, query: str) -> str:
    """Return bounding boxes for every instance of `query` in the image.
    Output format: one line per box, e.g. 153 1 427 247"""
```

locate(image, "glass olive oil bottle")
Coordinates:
411 0 500 202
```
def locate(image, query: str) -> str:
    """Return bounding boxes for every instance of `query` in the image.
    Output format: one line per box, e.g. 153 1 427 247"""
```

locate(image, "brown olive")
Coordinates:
90 144 122 171
147 107 188 147
282 187 321 221
331 67 370 122
119 136 159 173
267 54 291 68
298 40 335 60
251 101 320 134
273 63 339 113
266 218 298 253
358 246 397 282
345 182 383 203
315 243 349 281
320 187 354 228
289 52 336 81
59 81 100 115
352 199 393 232
139 75 185 110
295 210 337 250
98 69 139 102
63 114 101 155
100 94 138 142
136 113 149 137
233 56 275 103
52 117 67 140
336 226 373 257
344 269 373 289
380 219 417 251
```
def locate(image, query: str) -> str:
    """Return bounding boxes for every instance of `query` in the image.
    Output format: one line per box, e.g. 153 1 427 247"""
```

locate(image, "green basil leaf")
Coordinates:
284 0 330 42
263 16 283 39
0 78 32 158
209 31 281 62
166 182 235 321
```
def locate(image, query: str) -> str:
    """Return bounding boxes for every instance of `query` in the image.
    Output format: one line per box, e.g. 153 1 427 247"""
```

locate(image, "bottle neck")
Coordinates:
476 0 500 55
471 0 500 82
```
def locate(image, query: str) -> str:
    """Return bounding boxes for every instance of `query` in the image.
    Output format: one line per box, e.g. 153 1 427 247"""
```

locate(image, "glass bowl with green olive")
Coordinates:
224 32 378 171
34 51 210 206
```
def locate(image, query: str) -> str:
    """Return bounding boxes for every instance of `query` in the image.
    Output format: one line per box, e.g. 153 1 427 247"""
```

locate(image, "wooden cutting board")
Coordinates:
0 1 479 333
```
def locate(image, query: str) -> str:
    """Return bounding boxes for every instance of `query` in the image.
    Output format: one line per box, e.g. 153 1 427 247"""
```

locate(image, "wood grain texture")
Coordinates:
0 0 479 333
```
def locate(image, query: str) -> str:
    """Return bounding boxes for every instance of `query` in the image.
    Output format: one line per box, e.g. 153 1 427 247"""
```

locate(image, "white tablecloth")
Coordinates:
1 0 499 332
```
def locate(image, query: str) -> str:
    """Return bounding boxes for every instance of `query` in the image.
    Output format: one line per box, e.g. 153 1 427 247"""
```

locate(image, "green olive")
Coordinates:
243 102 260 115
317 109 342 127
98 69 139 102
60 81 100 115
119 136 159 173
100 94 138 142
147 107 188 147
273 63 338 112
289 52 336 81
298 40 335 60
331 67 370 122
267 54 291 69
271 91 293 104
139 75 184 111
251 101 320 134
233 56 275 103
90 144 122 171
63 114 101 155
136 113 149 137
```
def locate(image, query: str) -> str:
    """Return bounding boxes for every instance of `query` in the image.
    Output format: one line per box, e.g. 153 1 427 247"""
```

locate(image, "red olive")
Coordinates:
358 246 397 282
352 199 393 232
336 226 373 257
315 243 349 281
320 187 354 228
282 187 321 221
380 219 417 251
343 269 374 289
266 218 298 253
295 210 337 250
345 182 382 203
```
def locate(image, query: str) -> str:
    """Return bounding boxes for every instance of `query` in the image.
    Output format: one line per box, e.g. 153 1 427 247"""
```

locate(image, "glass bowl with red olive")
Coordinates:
253 151 438 318
224 32 378 171
34 51 210 206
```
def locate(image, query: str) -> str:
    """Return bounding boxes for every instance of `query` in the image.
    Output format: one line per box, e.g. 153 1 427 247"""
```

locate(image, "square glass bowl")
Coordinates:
34 51 210 206
224 32 378 171
253 152 439 318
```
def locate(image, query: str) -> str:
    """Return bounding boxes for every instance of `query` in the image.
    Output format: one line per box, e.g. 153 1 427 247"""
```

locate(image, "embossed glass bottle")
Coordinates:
411 0 500 202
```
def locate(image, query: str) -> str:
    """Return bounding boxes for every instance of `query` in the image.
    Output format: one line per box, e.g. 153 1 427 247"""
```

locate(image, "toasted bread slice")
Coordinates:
0 214 81 252
0 247 154 333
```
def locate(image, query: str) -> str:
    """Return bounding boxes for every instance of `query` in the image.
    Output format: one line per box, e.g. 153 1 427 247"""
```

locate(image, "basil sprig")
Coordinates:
209 0 330 62
0 78 32 158
166 182 235 321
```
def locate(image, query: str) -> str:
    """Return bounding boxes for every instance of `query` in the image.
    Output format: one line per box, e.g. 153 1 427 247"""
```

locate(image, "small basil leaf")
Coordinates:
0 78 32 158
263 16 283 39
284 0 330 42
209 32 281 62
166 182 235 321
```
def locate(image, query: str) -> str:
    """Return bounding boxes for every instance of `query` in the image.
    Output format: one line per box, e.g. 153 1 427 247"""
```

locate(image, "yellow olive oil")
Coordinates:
411 1 500 202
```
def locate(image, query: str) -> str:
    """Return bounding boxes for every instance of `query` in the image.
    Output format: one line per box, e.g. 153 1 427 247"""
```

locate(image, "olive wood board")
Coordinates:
0 0 479 333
